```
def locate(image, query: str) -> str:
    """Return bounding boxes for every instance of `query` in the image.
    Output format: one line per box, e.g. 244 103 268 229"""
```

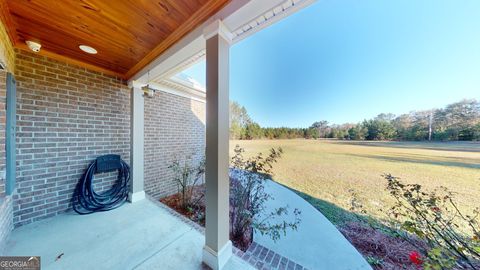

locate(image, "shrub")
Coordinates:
168 157 205 211
229 145 301 249
384 174 480 269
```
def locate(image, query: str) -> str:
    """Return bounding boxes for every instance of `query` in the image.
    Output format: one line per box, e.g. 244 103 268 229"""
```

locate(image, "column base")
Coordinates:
203 241 232 270
128 191 145 203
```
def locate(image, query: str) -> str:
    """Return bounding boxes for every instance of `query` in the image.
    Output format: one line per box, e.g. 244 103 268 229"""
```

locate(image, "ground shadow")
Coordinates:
333 140 480 153
345 153 480 170
271 181 426 269
272 181 367 227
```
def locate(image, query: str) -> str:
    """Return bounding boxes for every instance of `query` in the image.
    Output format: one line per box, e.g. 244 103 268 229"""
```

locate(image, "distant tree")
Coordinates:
305 128 319 139
436 99 480 140
474 123 480 141
230 101 253 139
444 99 480 126
329 124 355 140
392 113 413 140
376 113 396 122
363 116 397 140
230 99 480 142
348 124 368 140
407 111 430 141
310 121 330 138
245 122 263 139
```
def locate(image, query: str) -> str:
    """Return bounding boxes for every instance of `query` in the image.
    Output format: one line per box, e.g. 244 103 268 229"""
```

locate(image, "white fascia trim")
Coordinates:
128 191 145 203
169 76 206 92
203 241 233 270
203 20 234 43
155 50 206 82
231 0 317 43
148 81 206 103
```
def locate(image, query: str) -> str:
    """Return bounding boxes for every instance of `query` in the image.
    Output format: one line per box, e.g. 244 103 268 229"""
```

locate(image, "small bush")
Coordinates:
229 145 301 249
168 157 205 211
384 174 480 269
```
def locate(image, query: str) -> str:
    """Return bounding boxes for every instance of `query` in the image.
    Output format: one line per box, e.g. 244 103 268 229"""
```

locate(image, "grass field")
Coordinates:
230 139 480 226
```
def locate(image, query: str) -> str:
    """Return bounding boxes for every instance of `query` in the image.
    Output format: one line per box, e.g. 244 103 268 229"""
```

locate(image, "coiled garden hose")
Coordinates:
73 155 130 214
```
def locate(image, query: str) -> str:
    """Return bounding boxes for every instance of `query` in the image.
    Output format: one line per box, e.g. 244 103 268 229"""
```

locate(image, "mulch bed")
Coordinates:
340 222 426 270
162 187 473 269
160 184 252 251
160 185 206 226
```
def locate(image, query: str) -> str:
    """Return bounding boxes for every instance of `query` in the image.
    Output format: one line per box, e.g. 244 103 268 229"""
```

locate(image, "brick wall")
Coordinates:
12 49 206 227
144 91 206 198
0 18 15 252
0 15 15 198
13 49 130 227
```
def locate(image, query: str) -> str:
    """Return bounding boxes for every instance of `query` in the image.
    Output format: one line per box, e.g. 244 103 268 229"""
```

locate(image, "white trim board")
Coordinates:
148 80 206 103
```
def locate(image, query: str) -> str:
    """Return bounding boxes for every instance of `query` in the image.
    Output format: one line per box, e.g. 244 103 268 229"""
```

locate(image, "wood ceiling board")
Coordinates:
3 0 229 78
0 0 18 45
125 0 231 79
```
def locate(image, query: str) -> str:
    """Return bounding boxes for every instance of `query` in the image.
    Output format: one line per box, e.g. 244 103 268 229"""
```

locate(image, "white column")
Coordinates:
128 81 146 202
202 20 233 270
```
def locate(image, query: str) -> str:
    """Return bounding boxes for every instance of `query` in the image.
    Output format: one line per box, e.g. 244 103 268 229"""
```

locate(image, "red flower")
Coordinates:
409 251 423 265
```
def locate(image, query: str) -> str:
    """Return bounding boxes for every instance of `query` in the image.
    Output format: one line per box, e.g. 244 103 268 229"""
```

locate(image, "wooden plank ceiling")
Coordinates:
0 0 230 79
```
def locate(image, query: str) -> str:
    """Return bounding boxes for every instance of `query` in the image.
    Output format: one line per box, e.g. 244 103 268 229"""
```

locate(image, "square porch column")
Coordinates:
203 20 233 270
128 81 146 202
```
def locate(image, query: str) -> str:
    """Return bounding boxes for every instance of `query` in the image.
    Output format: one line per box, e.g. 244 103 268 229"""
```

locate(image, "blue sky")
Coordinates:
183 0 480 128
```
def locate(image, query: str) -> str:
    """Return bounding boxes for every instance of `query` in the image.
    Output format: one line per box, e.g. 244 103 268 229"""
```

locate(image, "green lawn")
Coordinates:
230 139 480 226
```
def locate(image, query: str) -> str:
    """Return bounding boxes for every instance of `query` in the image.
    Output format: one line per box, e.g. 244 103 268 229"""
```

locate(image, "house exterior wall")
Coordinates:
11 49 206 227
144 91 206 198
13 50 131 227
0 19 15 252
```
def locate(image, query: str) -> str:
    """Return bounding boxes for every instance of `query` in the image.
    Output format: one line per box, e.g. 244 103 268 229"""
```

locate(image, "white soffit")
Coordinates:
227 0 316 43
149 80 206 103
130 0 316 84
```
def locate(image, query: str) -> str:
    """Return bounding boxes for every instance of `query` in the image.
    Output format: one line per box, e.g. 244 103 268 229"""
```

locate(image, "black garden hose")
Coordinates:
73 155 130 214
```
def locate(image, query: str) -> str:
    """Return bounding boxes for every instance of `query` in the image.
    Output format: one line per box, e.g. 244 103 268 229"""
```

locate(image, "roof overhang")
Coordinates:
1 0 316 81
130 0 316 85
0 0 232 79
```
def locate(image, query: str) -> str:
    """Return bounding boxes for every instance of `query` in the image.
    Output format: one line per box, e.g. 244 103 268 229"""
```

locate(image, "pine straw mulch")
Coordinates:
340 222 427 270
159 185 253 251
160 185 206 227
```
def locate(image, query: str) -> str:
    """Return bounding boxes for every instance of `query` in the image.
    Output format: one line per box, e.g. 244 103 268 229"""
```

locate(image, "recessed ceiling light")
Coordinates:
79 45 97 54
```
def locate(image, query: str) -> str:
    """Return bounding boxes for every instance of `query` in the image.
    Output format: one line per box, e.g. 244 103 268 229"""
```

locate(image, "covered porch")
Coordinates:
4 198 252 270
0 0 317 269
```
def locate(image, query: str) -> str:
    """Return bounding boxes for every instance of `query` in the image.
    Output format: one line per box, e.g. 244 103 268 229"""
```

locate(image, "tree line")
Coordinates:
230 99 480 141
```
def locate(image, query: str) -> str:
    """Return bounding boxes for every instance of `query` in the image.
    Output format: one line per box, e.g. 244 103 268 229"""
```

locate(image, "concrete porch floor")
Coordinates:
3 199 253 270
